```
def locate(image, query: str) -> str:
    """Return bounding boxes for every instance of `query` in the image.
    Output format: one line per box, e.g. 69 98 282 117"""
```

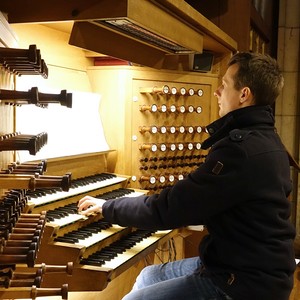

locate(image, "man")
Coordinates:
78 52 296 300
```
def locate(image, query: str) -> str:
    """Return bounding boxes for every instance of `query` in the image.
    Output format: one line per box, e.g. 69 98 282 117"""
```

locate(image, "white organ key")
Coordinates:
50 214 87 227
118 191 145 198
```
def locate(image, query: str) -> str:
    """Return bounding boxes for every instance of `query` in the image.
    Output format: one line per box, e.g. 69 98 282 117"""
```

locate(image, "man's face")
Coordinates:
214 64 243 117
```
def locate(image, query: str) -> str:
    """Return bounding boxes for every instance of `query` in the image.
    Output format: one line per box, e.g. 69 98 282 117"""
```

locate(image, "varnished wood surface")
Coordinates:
289 265 300 300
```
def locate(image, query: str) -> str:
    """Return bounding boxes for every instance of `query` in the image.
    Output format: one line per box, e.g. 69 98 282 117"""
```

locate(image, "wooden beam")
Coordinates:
1 0 204 55
154 0 237 52
0 0 128 23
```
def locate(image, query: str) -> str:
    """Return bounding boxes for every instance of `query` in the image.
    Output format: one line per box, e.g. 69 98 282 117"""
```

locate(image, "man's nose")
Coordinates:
214 85 222 97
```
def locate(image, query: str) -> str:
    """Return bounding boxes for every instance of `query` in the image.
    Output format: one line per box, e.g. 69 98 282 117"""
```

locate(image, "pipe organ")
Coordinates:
0 6 236 297
0 45 221 298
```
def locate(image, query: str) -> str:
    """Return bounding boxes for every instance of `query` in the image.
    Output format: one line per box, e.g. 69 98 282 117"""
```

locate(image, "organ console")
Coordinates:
12 154 178 293
0 152 179 299
1 42 215 299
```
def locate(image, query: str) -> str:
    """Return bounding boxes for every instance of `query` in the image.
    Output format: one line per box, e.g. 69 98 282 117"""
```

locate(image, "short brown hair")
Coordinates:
228 52 284 105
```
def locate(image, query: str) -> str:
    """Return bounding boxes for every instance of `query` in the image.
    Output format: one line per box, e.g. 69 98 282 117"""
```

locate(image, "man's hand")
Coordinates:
77 196 106 216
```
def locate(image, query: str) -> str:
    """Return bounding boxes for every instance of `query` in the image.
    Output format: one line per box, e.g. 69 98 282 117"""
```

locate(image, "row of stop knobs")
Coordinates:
139 85 204 97
139 125 206 134
137 84 206 192
140 104 202 113
139 142 202 152
139 173 187 184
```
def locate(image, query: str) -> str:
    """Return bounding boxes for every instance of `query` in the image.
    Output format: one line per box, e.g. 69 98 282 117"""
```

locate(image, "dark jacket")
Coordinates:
102 105 296 300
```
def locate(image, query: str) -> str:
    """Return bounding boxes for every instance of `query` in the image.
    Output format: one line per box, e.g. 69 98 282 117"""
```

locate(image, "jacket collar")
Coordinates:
201 105 275 149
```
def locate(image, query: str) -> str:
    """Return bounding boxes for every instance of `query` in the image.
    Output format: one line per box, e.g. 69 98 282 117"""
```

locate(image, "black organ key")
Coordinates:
54 236 79 243
54 220 113 245
80 258 106 266
80 230 154 267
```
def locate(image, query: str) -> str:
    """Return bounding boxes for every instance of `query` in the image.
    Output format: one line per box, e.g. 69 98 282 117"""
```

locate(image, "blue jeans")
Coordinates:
122 257 232 300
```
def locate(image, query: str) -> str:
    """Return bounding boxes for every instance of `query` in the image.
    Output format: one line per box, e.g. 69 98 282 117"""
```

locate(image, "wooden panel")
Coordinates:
131 78 214 191
69 22 169 70
1 0 236 71
218 0 251 52
41 258 155 300
186 0 276 54
2 0 204 53
125 0 204 52
289 265 300 300
31 151 114 179
87 66 219 192
157 0 237 53
0 0 129 23
185 0 251 51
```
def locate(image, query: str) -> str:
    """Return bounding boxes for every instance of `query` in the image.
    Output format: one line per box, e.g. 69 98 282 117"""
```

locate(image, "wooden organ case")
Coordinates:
21 67 220 299
0 61 179 299
0 2 238 299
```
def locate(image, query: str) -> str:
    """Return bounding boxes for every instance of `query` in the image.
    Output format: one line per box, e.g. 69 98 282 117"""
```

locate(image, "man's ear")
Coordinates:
240 87 252 104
